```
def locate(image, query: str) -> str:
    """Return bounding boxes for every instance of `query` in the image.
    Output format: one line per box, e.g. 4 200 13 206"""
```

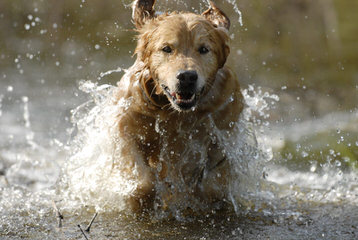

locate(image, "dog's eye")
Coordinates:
162 46 172 53
198 46 209 54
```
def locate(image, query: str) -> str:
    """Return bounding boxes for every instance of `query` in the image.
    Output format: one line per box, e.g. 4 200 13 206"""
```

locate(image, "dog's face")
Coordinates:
133 1 230 111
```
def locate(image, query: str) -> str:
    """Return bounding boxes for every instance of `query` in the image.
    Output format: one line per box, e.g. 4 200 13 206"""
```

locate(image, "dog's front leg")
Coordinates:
196 142 230 203
116 116 156 211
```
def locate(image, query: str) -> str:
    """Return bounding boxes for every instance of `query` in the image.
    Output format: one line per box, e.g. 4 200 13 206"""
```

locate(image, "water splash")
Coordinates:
2 95 61 191
0 94 3 117
202 0 243 26
22 96 38 150
242 85 279 127
59 74 278 218
59 80 138 213
224 0 243 26
98 67 122 79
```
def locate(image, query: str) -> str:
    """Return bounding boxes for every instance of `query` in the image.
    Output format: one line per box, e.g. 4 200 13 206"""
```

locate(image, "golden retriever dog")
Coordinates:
114 0 243 211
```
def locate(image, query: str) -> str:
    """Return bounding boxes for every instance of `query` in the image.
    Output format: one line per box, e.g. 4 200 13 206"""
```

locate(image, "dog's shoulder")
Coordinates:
200 66 243 130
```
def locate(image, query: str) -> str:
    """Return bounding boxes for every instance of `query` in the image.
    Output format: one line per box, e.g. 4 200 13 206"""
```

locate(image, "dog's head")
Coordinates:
133 0 230 112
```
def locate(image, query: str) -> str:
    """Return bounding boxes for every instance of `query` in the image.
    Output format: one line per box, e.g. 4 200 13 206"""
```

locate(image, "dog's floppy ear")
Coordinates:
202 1 230 30
132 0 156 29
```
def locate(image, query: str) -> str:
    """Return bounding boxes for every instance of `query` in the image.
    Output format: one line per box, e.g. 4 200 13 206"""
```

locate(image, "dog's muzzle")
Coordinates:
162 70 201 111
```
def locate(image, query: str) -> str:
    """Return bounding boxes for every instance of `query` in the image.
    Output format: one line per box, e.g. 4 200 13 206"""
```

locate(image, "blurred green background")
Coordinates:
1 0 357 118
0 0 357 122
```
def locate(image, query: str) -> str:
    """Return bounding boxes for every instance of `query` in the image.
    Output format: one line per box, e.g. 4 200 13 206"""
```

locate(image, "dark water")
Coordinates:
1 0 358 239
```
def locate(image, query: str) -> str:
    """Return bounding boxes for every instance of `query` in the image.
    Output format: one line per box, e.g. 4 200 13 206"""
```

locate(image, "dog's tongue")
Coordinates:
175 92 192 100
171 92 183 100
171 92 177 99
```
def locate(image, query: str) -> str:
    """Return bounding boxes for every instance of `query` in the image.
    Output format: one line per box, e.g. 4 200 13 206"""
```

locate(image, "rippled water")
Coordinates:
1 0 358 239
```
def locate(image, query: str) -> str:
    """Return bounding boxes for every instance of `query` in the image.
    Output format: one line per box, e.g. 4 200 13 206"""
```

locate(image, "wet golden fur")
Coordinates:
114 1 244 211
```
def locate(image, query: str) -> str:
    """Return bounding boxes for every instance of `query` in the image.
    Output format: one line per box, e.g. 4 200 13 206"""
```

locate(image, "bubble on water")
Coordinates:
343 157 350 162
27 14 33 20
329 149 335 155
301 151 308 158
335 160 342 167
22 96 29 103
310 163 317 172
52 23 58 29
7 85 13 92
24 24 30 30
26 53 34 59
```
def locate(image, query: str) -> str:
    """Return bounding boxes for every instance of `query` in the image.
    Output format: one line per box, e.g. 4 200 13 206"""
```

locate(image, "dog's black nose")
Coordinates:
176 70 198 84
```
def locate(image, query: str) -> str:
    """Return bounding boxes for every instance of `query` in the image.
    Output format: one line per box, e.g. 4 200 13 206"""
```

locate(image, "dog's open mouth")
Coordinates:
162 85 197 110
